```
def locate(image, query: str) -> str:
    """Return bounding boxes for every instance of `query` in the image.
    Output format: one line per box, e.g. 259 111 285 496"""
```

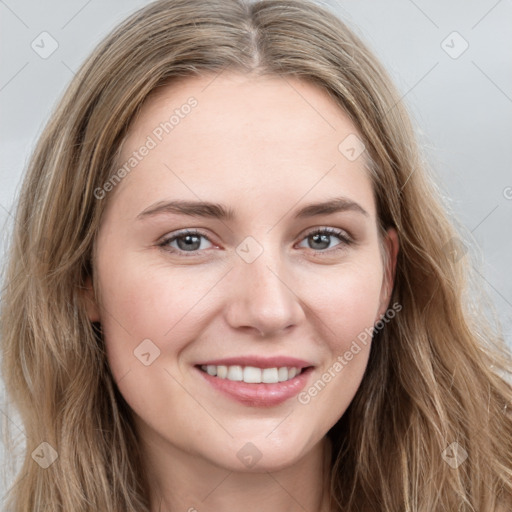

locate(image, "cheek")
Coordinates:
294 261 383 418
94 250 215 380
300 257 384 345
95 253 219 434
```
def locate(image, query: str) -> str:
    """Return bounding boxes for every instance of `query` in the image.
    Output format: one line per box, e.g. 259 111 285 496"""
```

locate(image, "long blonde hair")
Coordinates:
2 0 511 510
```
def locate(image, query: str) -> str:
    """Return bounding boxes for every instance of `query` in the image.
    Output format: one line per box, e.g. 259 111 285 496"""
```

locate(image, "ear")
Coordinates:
83 275 101 323
377 227 399 320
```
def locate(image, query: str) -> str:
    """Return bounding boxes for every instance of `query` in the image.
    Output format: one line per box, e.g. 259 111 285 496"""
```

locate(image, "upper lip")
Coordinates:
195 356 314 369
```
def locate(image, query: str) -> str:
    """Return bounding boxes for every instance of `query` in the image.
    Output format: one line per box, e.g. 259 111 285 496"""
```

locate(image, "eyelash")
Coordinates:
157 227 353 257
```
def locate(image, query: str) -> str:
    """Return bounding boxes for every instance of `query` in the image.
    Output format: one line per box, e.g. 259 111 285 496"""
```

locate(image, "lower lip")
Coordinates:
195 366 313 407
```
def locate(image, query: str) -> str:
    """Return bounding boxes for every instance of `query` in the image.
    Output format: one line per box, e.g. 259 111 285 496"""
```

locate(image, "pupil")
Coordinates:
178 234 200 251
311 233 329 250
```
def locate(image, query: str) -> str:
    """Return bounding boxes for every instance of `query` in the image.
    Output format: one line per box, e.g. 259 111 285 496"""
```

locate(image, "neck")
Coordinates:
145 436 333 512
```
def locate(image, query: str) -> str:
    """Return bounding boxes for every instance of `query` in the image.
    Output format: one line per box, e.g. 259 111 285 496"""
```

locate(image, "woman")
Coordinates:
1 0 511 510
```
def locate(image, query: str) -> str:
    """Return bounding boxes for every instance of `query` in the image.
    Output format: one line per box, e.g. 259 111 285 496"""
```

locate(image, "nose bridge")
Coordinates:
224 234 304 336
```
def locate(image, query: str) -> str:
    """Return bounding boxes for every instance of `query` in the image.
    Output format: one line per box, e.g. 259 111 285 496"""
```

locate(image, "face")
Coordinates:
86 72 398 473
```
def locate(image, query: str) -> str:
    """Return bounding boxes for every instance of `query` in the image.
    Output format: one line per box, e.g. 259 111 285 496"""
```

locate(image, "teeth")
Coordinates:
243 366 261 383
227 365 243 381
217 365 228 379
277 367 288 382
262 367 278 383
200 364 303 383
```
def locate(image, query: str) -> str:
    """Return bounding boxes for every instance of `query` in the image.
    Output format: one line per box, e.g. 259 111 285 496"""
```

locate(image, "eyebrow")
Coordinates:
136 196 369 221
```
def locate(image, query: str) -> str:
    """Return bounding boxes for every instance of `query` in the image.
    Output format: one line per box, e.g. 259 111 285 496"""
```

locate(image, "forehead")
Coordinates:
107 72 376 222
128 72 360 155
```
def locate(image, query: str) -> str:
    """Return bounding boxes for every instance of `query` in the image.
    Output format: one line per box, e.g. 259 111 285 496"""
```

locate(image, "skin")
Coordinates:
85 72 399 512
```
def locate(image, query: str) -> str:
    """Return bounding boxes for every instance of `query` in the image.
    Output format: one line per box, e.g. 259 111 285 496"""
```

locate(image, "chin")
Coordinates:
203 430 320 473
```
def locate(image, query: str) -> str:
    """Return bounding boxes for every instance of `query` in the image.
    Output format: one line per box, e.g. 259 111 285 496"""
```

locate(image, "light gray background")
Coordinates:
1 0 511 503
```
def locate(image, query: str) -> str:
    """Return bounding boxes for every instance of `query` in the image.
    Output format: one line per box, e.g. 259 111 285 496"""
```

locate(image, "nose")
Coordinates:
223 249 306 337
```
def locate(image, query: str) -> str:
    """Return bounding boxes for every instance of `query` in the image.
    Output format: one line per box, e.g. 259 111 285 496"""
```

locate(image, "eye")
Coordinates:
297 227 352 253
158 226 353 257
158 229 213 255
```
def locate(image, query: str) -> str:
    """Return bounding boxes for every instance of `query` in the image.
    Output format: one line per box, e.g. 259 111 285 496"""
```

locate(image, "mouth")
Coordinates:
194 363 314 407
197 363 309 383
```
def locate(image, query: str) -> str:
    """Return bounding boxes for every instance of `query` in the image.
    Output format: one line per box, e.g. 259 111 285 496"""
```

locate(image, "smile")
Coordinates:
199 364 303 384
195 364 314 407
